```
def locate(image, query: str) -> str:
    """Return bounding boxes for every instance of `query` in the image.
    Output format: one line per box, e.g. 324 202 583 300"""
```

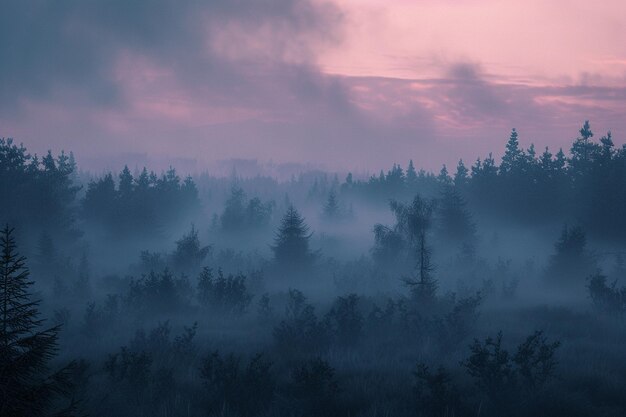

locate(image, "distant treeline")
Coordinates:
2 120 625 241
343 121 625 239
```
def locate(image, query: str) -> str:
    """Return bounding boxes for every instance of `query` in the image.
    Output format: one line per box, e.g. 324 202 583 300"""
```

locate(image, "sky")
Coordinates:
1 0 625 175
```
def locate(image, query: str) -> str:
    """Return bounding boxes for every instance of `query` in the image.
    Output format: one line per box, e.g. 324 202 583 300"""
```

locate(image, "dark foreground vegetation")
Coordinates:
3 122 626 416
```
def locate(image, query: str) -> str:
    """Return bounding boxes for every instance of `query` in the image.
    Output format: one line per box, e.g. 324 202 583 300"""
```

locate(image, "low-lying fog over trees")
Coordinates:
3 122 626 416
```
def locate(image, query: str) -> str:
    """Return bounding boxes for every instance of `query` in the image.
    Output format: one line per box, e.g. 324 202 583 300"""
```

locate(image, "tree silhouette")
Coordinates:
272 206 316 268
220 187 273 232
388 196 438 300
437 185 476 243
0 225 75 417
171 225 210 273
454 159 469 188
406 159 418 187
220 186 247 232
323 191 340 220
500 128 523 174
0 139 80 241
545 225 597 286
571 120 594 168
437 165 452 186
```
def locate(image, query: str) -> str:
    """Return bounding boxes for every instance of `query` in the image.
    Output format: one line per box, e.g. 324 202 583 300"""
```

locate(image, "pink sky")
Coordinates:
1 0 625 174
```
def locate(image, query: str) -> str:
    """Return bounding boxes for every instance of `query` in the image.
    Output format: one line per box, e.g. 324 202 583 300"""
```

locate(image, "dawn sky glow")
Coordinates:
1 0 625 174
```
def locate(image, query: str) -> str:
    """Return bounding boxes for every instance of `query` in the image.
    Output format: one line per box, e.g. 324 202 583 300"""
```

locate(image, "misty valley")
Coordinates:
4 122 626 417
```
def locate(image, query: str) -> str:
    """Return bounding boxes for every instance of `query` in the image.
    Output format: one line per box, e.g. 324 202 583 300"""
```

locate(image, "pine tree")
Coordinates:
390 196 438 301
600 131 614 159
135 167 151 191
411 228 437 303
323 191 340 220
272 206 316 267
0 225 75 416
540 147 553 173
570 120 596 170
500 128 523 174
172 225 210 272
454 159 469 188
438 186 476 243
545 225 597 286
220 187 247 232
406 160 418 187
437 165 452 186
554 148 566 172
526 144 537 165
118 165 134 198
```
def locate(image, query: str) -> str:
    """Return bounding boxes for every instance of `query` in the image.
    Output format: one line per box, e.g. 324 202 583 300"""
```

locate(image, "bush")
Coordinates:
81 295 120 337
197 267 252 314
126 269 193 315
514 331 561 391
463 331 515 403
587 272 626 315
442 292 482 346
129 321 198 369
104 347 153 398
413 364 462 417
286 357 340 417
462 330 560 411
325 294 363 346
200 351 274 416
273 290 330 357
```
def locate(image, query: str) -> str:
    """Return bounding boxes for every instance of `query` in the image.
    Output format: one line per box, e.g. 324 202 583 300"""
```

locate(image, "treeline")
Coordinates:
0 139 80 241
341 122 626 240
0 138 201 241
83 166 200 236
4 120 624 244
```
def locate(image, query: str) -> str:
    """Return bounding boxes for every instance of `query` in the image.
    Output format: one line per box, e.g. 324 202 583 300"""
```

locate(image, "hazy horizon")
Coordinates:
2 0 625 173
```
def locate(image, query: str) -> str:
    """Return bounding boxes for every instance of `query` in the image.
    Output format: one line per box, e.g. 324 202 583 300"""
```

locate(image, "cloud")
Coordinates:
1 2 625 174
443 63 508 122
0 0 342 110
0 1 439 172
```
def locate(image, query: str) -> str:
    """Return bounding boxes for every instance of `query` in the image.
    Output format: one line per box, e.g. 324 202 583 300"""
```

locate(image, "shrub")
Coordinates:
126 269 192 315
462 330 560 411
413 364 461 417
514 331 561 390
273 290 330 357
325 294 363 346
200 351 274 416
197 267 252 314
286 357 340 417
587 272 626 315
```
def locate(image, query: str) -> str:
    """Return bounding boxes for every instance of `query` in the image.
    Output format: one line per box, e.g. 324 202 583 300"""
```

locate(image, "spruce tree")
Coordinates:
412 227 437 302
406 160 418 187
272 206 316 267
500 128 523 174
220 187 247 232
554 148 567 172
0 225 75 416
323 191 340 220
118 165 134 199
172 225 210 272
438 186 476 243
437 165 452 186
454 159 469 188
570 120 596 172
540 147 553 173
545 225 597 287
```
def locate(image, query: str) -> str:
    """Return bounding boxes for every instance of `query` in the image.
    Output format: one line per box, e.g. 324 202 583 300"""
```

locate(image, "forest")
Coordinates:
3 121 626 417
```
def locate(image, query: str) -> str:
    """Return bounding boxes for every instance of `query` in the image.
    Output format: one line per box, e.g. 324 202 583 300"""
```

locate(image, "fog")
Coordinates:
3 121 626 417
